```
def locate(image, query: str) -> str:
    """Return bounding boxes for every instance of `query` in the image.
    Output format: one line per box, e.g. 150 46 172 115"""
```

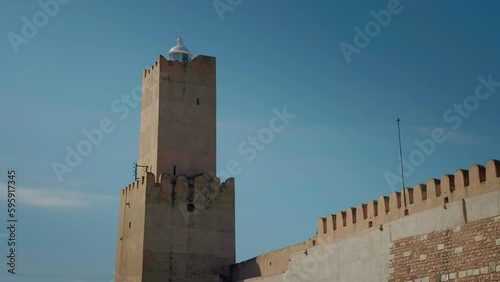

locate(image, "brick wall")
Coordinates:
389 215 500 282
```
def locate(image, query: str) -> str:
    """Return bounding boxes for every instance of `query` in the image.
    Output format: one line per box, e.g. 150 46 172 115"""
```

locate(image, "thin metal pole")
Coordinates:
397 118 408 212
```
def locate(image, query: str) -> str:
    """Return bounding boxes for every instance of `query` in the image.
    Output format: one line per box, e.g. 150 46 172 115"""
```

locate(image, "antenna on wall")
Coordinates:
133 162 149 181
397 118 409 215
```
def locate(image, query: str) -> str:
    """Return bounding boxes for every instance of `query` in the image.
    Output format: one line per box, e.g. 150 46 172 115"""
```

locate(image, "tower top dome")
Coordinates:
167 37 192 63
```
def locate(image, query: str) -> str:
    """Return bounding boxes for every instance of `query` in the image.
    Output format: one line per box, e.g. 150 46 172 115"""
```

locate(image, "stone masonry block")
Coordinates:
489 262 497 272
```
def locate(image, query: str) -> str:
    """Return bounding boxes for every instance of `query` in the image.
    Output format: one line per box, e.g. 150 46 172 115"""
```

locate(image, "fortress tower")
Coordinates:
138 37 216 178
115 38 235 282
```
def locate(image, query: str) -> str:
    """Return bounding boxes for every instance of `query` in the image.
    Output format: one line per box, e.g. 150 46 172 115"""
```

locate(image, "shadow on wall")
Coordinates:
230 258 262 281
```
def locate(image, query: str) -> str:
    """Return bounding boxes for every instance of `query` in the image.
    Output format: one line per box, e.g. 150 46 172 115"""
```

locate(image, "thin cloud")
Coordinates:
0 183 115 209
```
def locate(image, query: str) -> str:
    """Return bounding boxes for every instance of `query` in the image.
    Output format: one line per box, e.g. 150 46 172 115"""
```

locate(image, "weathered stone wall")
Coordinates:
115 174 152 282
231 159 500 281
389 215 500 281
115 173 235 282
143 173 235 282
138 55 217 179
117 53 227 281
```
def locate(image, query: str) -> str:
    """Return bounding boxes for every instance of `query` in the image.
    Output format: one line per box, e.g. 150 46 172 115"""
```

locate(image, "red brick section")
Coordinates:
389 216 500 282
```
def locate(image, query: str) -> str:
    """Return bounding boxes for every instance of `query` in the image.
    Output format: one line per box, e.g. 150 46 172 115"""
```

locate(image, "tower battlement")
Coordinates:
142 55 216 81
116 173 235 281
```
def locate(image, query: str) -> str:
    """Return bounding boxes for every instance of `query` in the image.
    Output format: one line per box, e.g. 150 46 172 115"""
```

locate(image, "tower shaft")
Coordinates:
138 55 216 178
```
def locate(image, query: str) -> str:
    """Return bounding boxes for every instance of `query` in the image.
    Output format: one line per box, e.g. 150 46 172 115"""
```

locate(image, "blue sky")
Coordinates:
1 0 499 281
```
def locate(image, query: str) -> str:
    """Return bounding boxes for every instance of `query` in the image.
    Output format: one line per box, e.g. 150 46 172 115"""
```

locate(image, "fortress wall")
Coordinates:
230 240 314 281
389 213 500 281
115 174 154 282
231 159 500 281
142 173 235 282
138 59 160 179
317 160 500 242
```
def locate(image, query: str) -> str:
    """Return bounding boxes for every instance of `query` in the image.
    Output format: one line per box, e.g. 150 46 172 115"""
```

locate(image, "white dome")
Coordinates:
167 37 192 63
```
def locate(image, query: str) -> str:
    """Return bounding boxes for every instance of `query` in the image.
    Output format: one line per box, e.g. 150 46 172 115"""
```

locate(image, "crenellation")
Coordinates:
454 169 469 199
339 211 347 228
425 179 441 209
416 184 427 201
214 178 235 209
441 174 455 195
486 159 500 179
367 200 378 218
174 174 189 203
193 174 206 193
317 218 327 235
427 178 441 197
209 176 221 198
334 211 346 237
356 203 368 228
387 191 402 221
327 214 337 232
347 207 356 224
159 173 171 186
158 55 185 82
404 187 414 206
469 164 486 186
143 59 161 80
193 174 209 208
378 196 390 215
315 160 500 244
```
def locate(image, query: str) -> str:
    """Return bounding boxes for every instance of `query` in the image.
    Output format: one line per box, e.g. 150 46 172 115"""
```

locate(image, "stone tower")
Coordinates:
138 37 216 178
115 38 235 282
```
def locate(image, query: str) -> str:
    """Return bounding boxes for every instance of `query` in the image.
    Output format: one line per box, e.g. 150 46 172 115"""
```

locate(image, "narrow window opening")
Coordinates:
128 222 131 229
196 98 200 105
173 165 176 175
368 221 373 228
